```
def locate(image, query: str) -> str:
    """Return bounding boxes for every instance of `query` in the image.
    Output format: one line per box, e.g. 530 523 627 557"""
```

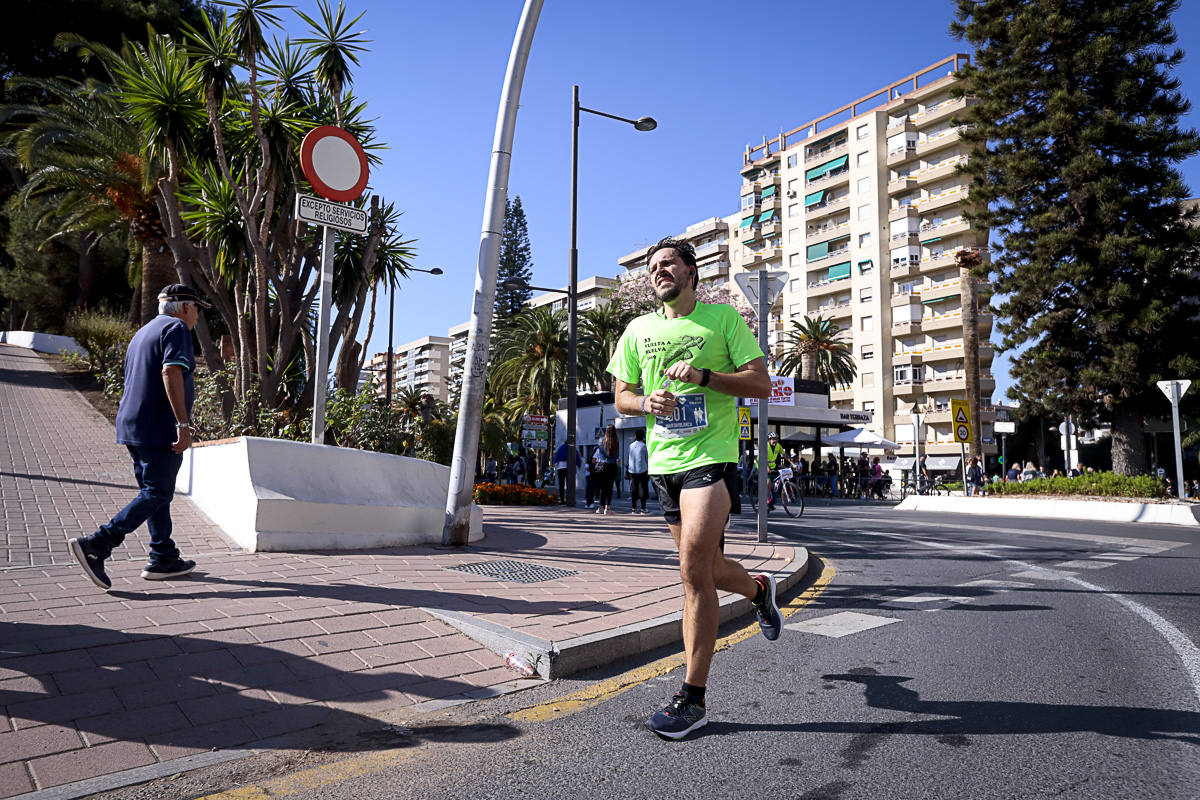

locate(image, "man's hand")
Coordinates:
662 360 701 385
643 387 677 416
171 426 193 454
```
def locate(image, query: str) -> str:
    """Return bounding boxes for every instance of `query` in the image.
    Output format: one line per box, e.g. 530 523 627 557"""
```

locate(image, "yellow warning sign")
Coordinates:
951 399 972 443
738 407 751 440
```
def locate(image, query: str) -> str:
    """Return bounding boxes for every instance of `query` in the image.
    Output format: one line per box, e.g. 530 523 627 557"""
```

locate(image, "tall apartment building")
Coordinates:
731 54 995 457
363 335 452 403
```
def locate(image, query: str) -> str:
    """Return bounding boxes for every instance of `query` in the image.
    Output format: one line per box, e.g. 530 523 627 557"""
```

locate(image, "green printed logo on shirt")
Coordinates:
606 303 764 475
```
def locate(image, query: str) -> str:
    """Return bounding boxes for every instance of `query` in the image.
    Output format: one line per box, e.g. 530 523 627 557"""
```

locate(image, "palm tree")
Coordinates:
578 301 632 391
956 248 984 461
492 306 568 474
295 0 368 129
779 316 857 388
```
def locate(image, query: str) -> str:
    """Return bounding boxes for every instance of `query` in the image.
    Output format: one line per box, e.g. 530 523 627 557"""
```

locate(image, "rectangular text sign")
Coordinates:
296 194 368 234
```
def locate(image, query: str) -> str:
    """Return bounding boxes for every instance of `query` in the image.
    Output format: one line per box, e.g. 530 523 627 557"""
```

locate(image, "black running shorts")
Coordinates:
649 462 740 525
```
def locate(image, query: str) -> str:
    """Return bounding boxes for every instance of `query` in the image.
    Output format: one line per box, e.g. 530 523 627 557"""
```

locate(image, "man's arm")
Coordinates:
162 365 193 454
661 356 771 399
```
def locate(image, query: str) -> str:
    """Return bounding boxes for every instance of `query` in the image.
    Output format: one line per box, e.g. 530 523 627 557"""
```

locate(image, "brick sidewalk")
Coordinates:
0 344 793 797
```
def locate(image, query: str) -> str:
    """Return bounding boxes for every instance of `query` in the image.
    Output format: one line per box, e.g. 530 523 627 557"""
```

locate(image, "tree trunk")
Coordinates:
1111 407 1149 475
801 351 818 382
127 282 142 328
140 238 176 323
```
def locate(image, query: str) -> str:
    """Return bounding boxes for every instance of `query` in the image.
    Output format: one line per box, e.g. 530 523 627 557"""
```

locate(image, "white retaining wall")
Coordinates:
0 331 84 356
177 437 482 551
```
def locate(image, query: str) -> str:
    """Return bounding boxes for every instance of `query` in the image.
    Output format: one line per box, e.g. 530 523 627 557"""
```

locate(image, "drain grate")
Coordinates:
445 559 579 584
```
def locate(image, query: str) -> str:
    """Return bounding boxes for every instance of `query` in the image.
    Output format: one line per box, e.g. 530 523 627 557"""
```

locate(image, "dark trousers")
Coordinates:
597 466 616 507
90 445 183 564
557 468 567 500
585 473 596 506
629 472 650 510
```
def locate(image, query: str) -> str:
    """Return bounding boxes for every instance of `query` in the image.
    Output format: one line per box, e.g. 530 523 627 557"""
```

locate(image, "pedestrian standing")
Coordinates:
485 455 498 484
966 457 984 496
607 237 780 740
627 429 650 514
593 425 620 515
69 285 207 591
554 441 581 502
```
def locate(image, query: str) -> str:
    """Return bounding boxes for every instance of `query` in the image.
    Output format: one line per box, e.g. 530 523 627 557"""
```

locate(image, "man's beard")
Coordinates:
656 282 682 304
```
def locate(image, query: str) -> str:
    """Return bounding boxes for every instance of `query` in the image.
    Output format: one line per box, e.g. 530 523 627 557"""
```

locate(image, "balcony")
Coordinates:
813 300 853 321
807 275 852 298
924 373 997 395
888 176 918 194
888 205 919 223
891 319 922 336
759 194 780 213
761 220 780 238
915 126 964 158
920 246 983 273
890 290 918 307
744 245 782 267
912 95 975 128
892 350 923 366
808 219 850 239
887 143 917 167
886 117 917 134
807 166 850 189
697 261 730 280
693 241 729 259
921 277 962 303
805 138 848 164
806 246 851 270
806 194 850 221
922 310 964 332
914 155 967 186
916 185 969 214
889 231 920 247
893 379 925 396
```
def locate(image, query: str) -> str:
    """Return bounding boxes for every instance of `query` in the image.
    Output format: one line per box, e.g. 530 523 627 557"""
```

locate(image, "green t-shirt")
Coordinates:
607 302 764 475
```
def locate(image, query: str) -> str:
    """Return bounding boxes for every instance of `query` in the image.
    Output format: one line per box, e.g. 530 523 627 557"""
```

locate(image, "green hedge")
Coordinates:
987 472 1168 499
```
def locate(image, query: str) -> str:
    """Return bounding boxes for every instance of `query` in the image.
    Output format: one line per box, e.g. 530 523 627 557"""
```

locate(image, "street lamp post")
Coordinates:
385 267 443 407
567 85 656 506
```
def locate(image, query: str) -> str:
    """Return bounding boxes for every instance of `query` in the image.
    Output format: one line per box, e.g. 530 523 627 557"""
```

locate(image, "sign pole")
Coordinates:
961 442 968 497
756 272 769 543
311 224 334 445
1158 380 1190 501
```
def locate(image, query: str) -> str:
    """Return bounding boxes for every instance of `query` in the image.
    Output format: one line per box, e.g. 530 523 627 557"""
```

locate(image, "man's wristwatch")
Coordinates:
698 368 711 387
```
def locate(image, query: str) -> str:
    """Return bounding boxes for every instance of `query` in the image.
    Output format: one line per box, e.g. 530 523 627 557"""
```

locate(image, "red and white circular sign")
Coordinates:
300 126 369 202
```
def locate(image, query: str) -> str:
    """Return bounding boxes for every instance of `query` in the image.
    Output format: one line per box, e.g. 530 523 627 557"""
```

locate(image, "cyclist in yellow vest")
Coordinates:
755 432 792 510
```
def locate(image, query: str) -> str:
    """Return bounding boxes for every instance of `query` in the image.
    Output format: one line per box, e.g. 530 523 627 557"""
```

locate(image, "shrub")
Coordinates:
473 482 557 506
63 311 134 378
988 471 1168 499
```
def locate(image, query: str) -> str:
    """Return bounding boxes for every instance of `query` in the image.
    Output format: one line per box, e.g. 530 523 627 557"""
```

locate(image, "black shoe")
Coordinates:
646 692 707 740
69 537 111 591
753 573 782 641
141 558 196 581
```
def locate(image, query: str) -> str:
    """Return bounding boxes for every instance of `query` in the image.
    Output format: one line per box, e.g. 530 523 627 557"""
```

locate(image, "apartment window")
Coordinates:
789 278 802 292
859 232 872 247
856 123 869 140
894 364 911 383
860 288 873 304
856 151 870 167
788 203 801 218
857 204 871 222
787 153 798 168
787 179 799 194
863 401 875 413
741 194 757 210
789 252 801 267
862 345 875 360
790 303 804 316
788 227 800 242
861 315 874 331
858 260 874 275
857 177 871 194
862 372 875 387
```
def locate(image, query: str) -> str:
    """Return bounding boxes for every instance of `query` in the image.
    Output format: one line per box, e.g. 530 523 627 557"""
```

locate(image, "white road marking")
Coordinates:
889 594 974 605
1053 560 1116 570
1097 553 1140 561
1011 568 1077 580
956 578 1035 589
785 611 900 638
861 518 1186 553
855 529 1200 708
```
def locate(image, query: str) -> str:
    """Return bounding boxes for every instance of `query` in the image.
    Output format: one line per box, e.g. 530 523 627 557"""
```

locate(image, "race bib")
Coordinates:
654 393 708 439
779 467 793 479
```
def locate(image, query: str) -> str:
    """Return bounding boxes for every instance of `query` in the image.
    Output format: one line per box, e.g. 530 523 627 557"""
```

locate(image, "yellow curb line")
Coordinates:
193 749 422 800
508 557 836 724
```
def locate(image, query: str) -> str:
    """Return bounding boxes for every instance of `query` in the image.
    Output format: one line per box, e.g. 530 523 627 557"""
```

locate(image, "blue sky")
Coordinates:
281 0 1200 401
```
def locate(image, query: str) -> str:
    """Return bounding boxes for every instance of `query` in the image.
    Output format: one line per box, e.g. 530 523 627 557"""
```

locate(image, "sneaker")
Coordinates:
141 558 196 581
646 692 707 740
753 573 782 641
69 537 111 591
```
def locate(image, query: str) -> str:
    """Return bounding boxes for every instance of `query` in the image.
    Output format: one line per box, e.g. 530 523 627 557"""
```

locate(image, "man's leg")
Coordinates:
669 482 757 688
138 447 184 565
90 447 175 557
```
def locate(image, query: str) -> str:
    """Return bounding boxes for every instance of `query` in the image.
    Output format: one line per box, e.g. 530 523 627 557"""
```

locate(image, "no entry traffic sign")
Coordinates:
300 126 369 202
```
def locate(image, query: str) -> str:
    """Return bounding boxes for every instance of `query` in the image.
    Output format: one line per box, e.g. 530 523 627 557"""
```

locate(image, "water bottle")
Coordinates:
505 652 536 677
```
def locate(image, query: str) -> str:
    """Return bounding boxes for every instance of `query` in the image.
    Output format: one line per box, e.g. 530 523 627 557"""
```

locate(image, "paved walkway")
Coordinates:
0 344 800 798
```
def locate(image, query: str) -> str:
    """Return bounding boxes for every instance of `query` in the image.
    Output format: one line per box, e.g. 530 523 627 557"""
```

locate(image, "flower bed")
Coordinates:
473 482 558 506
987 472 1168 500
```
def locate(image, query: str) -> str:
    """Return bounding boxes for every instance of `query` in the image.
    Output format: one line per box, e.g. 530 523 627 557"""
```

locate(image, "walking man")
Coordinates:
69 284 206 591
627 429 649 514
607 237 780 739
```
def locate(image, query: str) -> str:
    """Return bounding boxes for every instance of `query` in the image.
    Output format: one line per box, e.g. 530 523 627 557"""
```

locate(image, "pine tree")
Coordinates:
494 196 533 328
951 0 1200 475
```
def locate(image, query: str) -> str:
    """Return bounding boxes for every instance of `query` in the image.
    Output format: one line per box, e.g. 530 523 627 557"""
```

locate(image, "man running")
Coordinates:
607 237 782 740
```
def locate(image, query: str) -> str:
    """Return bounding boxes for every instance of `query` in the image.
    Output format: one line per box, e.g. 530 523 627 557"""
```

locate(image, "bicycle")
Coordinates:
745 467 804 518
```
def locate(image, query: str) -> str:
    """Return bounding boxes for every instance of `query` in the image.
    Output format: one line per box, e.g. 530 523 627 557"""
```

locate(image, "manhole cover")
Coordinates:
445 559 579 584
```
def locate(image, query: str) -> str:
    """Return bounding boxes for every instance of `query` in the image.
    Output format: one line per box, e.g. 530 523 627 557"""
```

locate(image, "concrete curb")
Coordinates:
896 495 1200 526
428 545 810 680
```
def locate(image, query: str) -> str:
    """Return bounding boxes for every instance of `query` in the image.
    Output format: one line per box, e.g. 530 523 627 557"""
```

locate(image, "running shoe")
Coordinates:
753 573 782 641
69 537 111 591
646 692 707 739
141 558 196 581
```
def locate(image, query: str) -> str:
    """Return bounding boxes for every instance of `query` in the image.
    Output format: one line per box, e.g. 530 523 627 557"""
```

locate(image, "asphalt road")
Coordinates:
105 506 1200 800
